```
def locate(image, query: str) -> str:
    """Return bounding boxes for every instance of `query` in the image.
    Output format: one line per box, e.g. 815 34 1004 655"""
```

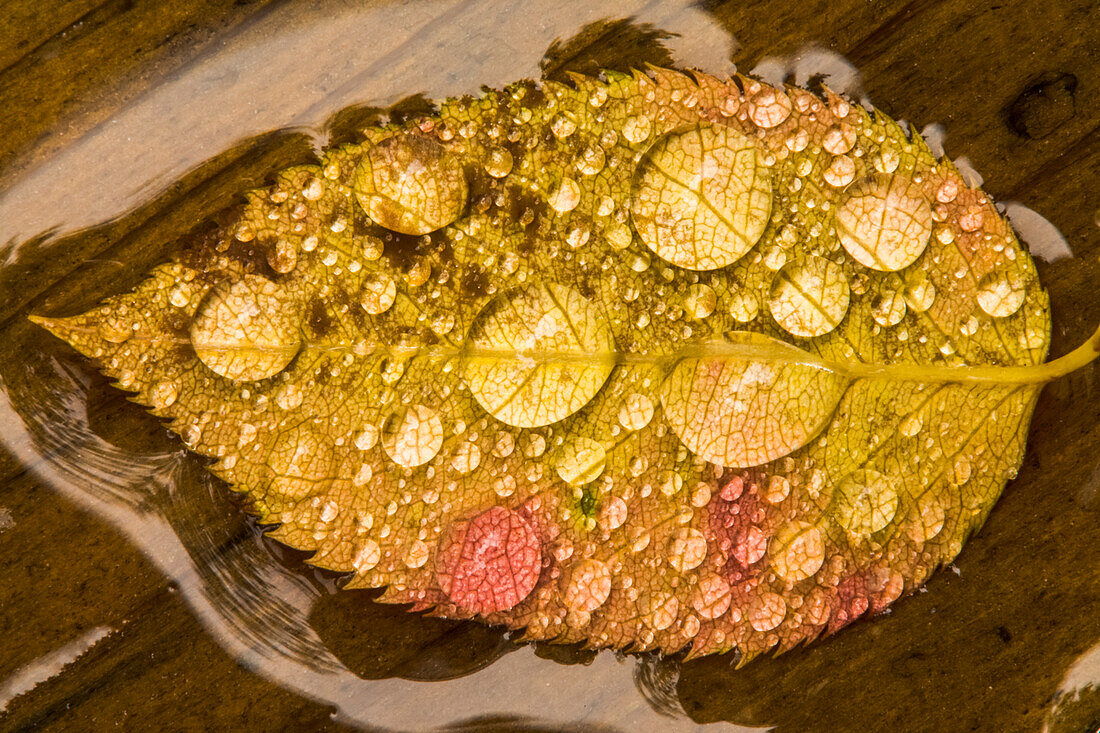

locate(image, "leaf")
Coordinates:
32 68 1100 661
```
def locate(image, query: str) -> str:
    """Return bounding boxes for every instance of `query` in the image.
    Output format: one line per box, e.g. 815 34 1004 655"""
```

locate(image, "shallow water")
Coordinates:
2 1 1099 731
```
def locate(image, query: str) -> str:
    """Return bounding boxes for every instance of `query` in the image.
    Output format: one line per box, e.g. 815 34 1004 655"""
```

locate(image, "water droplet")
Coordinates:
903 272 937 312
463 283 615 427
770 522 825 582
190 275 301 382
768 256 851 337
836 174 932 271
748 592 787 632
484 147 514 178
748 88 792 128
492 431 515 458
659 471 683 497
600 496 628 530
764 475 790 504
554 437 606 486
871 289 907 327
168 285 190 308
360 274 397 315
493 474 516 497
643 591 678 631
692 576 732 619
976 271 1026 318
353 540 381 571
631 125 772 271
618 393 655 431
900 412 923 437
562 559 612 612
267 238 298 274
431 312 456 336
605 223 633 250
578 145 606 175
405 540 430 569
684 284 716 319
274 384 303 410
352 463 374 487
353 133 468 235
622 115 653 144
728 289 760 323
451 442 482 474
566 224 591 249
834 469 898 536
551 114 577 139
823 155 856 187
524 433 547 458
548 177 581 213
382 404 444 468
150 380 178 409
667 528 708 573
823 124 856 155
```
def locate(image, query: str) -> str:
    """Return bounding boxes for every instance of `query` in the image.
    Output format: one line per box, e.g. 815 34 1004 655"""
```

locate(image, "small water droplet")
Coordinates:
554 438 606 486
549 177 581 213
871 290 907 327
484 147 513 178
618 393 655 431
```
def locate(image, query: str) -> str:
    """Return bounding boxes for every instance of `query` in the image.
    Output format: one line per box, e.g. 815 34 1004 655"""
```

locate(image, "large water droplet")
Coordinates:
463 283 615 428
353 133 468 235
836 174 932 271
768 256 851 337
770 521 825 583
190 275 301 382
684 284 717 319
631 125 772 271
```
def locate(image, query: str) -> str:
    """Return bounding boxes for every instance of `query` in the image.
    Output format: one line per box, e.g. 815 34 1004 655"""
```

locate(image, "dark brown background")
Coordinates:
1 1 1098 731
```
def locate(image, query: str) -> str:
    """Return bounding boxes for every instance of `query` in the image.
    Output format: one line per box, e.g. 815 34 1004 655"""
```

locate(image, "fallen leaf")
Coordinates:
33 67 1100 660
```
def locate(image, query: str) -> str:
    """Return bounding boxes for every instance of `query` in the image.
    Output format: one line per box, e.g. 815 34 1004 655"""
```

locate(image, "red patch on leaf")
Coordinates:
828 574 870 633
436 505 541 615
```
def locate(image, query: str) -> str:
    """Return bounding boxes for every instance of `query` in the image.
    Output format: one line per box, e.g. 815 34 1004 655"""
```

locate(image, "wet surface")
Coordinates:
1 1 1099 731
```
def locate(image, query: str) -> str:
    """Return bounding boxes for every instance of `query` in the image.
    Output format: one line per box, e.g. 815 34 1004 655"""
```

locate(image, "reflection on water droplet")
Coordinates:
768 256 851 337
976 271 1026 318
554 437 606 486
382 404 444 468
360 274 397 315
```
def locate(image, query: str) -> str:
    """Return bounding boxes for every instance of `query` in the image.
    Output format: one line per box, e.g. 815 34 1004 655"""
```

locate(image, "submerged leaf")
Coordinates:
33 67 1100 661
